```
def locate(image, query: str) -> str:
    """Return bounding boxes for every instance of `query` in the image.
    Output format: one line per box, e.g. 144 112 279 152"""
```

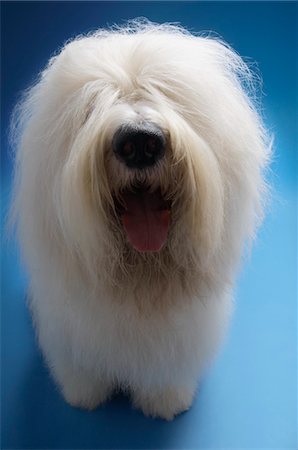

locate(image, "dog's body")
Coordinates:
11 22 269 420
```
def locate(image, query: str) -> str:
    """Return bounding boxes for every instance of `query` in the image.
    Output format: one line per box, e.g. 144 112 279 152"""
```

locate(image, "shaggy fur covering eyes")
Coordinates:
10 20 270 420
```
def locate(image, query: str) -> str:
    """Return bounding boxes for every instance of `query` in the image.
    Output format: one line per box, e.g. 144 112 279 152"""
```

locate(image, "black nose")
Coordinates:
112 123 166 169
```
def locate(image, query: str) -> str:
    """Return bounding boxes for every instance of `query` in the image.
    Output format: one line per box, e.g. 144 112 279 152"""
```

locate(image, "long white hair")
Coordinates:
10 20 270 309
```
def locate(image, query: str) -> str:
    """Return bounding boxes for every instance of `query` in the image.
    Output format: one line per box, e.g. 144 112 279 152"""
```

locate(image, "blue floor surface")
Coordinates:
1 2 297 449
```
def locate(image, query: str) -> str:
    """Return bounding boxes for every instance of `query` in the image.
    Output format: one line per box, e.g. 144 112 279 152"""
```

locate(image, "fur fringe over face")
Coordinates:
10 20 270 419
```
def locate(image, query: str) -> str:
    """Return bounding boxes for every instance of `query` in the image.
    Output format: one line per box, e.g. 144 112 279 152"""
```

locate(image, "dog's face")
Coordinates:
16 24 267 292
52 31 225 268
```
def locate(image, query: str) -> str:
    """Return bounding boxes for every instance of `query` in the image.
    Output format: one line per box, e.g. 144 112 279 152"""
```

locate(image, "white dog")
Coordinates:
11 21 269 420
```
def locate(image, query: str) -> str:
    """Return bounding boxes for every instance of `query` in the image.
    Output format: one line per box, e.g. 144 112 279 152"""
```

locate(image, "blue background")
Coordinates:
1 1 297 449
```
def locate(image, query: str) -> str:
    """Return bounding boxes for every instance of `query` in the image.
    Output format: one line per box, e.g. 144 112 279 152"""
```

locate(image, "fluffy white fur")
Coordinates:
10 21 270 420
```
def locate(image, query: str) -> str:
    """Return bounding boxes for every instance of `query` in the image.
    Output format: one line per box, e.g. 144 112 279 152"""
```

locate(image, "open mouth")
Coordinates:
114 185 171 253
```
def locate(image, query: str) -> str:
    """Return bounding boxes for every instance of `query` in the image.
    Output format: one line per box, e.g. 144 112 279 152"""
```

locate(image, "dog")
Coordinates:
10 21 269 420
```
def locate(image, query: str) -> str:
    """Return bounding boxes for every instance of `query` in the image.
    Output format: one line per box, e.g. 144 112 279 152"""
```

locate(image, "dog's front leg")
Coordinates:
35 314 113 410
131 383 196 420
57 365 113 411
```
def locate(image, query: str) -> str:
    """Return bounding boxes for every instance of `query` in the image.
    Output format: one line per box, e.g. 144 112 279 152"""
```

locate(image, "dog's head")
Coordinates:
12 22 269 294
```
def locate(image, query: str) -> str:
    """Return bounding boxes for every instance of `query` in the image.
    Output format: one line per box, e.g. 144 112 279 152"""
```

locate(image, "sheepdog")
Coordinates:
10 21 269 420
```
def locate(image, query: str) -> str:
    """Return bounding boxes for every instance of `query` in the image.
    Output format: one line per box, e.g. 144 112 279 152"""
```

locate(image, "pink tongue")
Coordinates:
121 190 170 252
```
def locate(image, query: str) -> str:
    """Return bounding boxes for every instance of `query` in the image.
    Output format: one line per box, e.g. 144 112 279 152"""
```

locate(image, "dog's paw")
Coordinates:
132 386 195 420
61 377 113 411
